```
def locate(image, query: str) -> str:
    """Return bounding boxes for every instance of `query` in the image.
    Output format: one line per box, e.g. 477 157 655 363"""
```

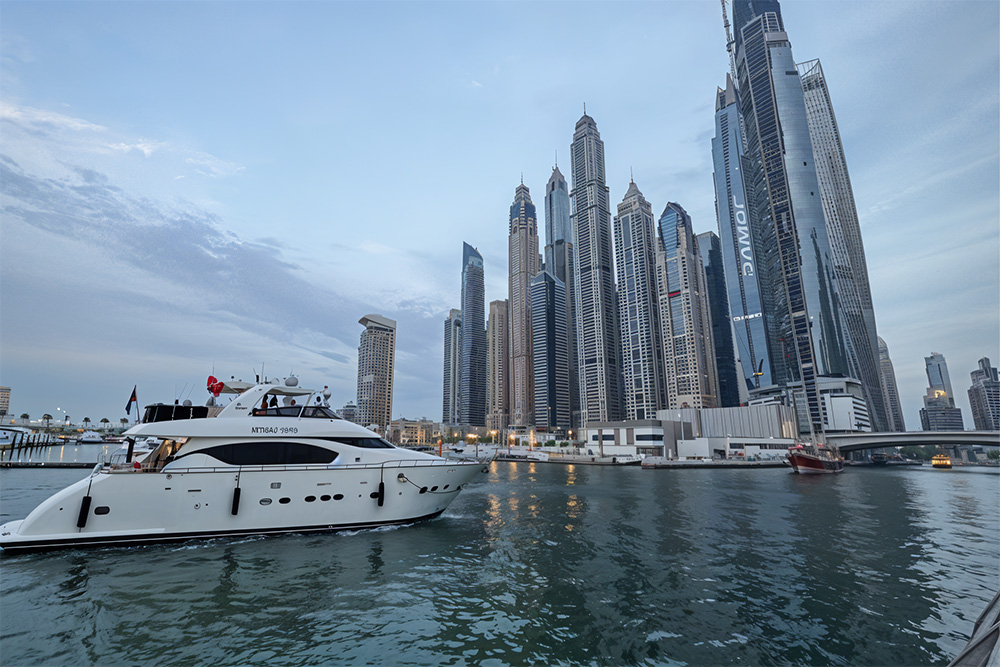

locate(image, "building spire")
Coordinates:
520 172 524 186
630 166 634 183
554 149 558 169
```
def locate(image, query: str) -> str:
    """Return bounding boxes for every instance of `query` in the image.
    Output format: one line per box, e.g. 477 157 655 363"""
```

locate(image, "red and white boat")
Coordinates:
787 443 844 474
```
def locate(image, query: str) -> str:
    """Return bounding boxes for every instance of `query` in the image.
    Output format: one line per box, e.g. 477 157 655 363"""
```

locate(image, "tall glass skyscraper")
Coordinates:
696 230 741 407
656 203 718 409
731 0 848 436
460 242 486 427
509 182 539 428
798 58 887 431
614 179 665 420
920 352 964 431
442 308 462 426
711 73 772 396
530 271 570 431
570 112 622 423
544 164 579 428
877 336 905 432
968 357 1000 431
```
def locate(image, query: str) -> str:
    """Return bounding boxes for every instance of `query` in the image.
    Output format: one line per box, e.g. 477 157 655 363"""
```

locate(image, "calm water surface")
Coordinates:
1 463 997 666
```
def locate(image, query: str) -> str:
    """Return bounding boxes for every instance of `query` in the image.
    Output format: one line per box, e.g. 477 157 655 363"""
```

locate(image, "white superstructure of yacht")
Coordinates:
0 377 487 553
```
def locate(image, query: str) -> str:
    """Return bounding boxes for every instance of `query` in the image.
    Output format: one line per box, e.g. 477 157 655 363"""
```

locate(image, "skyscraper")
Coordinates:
877 336 905 432
711 73 772 395
570 112 622 423
460 243 486 427
614 179 665 420
442 308 462 426
730 0 849 436
356 314 396 434
798 58 888 432
487 299 510 434
968 357 1000 431
919 352 964 431
656 203 718 409
508 182 539 429
696 230 741 407
544 164 580 428
530 271 570 432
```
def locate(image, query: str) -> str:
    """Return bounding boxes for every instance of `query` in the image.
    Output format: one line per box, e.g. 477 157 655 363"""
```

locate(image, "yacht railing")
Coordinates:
103 457 487 475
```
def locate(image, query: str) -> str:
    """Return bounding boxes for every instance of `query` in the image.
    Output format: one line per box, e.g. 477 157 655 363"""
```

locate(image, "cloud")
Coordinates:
0 102 107 134
471 80 483 88
109 141 165 157
185 153 244 178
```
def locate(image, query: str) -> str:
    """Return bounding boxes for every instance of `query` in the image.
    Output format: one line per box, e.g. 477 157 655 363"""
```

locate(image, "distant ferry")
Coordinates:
932 454 953 469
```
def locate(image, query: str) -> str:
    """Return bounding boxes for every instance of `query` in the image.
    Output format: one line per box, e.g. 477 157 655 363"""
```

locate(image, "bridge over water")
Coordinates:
826 431 1000 453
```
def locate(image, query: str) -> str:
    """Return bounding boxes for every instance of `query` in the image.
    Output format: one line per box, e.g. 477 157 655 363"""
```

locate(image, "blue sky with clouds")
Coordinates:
1 1 997 429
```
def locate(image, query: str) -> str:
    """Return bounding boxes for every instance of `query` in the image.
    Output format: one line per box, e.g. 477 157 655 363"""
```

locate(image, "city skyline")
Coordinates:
1 1 997 428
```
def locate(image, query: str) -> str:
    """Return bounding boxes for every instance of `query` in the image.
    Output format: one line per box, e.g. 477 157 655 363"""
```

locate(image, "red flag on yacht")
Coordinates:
125 386 138 415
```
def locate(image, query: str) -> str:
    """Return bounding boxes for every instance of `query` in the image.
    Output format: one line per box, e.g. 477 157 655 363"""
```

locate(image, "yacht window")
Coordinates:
321 437 395 449
251 405 339 419
147 439 185 471
197 442 337 466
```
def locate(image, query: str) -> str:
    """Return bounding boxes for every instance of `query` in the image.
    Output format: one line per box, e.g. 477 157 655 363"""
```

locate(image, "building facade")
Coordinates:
731 0 851 436
570 112 622 423
711 74 772 396
798 58 887 431
968 357 1000 431
544 164 580 428
614 179 665 420
656 202 718 409
356 314 396 434
508 182 540 429
530 271 571 432
0 386 8 417
460 243 487 427
877 336 906 431
487 299 510 434
442 308 462 426
919 352 964 431
696 230 741 407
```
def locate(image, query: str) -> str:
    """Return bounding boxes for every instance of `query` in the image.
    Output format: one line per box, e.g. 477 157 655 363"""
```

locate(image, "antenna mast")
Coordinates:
721 0 736 78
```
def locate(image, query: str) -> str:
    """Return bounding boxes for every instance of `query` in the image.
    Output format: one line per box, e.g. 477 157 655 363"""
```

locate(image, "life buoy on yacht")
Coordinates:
206 376 224 397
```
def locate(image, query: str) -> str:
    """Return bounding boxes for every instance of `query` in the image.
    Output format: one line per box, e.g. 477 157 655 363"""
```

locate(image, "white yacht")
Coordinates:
0 378 487 553
77 430 104 444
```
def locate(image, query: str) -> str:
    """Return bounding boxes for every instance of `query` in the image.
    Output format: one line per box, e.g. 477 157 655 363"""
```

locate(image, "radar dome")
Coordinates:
285 376 299 387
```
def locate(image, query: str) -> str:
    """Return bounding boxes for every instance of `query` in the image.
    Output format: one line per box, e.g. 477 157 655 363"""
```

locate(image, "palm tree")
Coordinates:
43 414 53 426
100 418 110 430
83 417 91 428
120 417 129 429
19 413 29 424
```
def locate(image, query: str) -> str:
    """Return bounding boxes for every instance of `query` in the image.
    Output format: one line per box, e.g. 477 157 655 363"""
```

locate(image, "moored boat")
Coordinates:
787 443 845 474
77 431 105 444
0 376 487 553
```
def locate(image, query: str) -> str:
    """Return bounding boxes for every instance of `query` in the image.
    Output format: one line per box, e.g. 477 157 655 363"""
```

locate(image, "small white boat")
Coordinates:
77 431 104 444
0 377 487 553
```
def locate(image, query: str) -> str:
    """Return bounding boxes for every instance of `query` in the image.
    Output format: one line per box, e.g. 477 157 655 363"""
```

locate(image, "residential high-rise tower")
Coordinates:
508 182 540 429
614 179 665 420
968 357 1000 431
570 112 622 423
656 203 718 409
877 336 905 432
530 271 571 432
697 230 741 407
442 308 462 426
487 299 510 434
460 243 486 427
798 58 887 431
544 164 580 427
356 314 396 434
919 352 964 431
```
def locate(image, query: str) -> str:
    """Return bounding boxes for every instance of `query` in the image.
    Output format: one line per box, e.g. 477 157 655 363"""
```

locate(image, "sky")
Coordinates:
1 1 997 430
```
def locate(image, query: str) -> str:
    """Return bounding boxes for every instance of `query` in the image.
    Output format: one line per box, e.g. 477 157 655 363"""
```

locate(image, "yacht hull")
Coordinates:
0 460 484 553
